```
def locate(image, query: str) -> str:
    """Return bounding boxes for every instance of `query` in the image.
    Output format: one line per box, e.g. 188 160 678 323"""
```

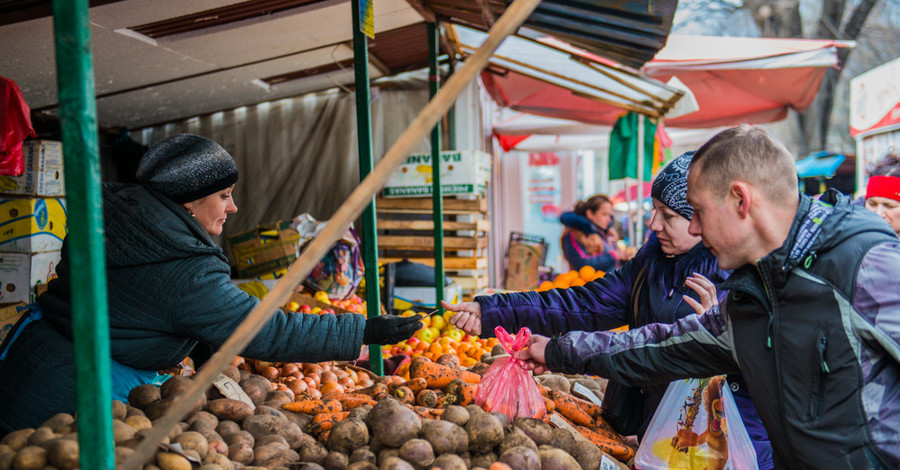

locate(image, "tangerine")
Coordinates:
579 265 597 281
537 281 554 292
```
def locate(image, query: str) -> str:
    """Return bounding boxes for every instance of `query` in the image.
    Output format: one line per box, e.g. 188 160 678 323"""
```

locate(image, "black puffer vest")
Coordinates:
721 192 896 469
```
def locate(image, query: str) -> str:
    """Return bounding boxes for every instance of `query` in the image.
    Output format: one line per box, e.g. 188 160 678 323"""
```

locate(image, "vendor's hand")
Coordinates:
514 334 551 375
363 315 422 345
441 301 482 335
684 273 718 315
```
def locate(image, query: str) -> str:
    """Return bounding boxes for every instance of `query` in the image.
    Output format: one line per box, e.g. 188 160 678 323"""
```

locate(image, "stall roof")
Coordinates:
449 25 683 119
0 0 678 130
411 0 677 69
479 33 853 128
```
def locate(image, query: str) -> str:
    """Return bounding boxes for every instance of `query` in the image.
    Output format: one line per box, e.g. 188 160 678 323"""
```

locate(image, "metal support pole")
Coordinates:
51 0 114 468
429 22 445 310
636 114 645 246
352 0 383 376
447 59 456 150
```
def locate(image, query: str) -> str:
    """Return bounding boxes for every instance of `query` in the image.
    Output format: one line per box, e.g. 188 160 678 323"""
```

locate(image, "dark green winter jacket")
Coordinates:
0 184 364 431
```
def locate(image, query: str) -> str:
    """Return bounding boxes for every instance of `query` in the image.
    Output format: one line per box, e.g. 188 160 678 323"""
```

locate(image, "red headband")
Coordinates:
866 175 900 202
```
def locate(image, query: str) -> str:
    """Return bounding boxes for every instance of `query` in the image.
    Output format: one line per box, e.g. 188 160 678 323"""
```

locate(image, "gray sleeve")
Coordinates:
852 242 900 364
546 304 739 387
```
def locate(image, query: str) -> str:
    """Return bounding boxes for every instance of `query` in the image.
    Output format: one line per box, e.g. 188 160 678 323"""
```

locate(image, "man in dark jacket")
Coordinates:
517 125 900 469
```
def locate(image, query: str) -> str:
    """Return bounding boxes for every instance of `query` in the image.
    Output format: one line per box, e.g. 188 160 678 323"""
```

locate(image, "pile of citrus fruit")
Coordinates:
385 309 499 376
536 265 606 291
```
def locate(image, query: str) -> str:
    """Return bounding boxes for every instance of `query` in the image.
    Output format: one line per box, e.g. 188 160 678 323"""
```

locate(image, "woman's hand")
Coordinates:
441 301 482 335
683 273 718 315
514 334 551 375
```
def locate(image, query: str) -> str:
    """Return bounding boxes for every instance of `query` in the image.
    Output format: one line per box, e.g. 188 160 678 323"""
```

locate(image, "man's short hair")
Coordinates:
689 125 798 204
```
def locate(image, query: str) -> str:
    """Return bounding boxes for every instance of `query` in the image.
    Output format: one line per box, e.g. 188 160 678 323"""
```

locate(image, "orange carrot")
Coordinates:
316 429 330 444
394 386 416 405
458 384 477 406
575 425 634 462
552 391 594 427
566 391 604 419
312 411 349 425
404 377 428 394
357 382 389 398
339 396 376 409
543 396 556 413
282 399 342 415
410 361 481 388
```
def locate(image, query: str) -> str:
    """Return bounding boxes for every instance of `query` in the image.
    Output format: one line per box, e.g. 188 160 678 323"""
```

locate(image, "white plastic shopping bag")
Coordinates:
634 376 758 470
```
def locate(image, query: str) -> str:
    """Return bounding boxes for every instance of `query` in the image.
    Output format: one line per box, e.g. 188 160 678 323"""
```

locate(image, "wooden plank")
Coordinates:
379 256 488 270
377 219 490 232
450 275 490 290
378 235 488 250
376 196 487 213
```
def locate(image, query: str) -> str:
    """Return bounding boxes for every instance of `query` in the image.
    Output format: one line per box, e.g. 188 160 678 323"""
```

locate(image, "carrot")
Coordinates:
566 391 604 419
312 411 349 425
552 391 594 427
458 383 477 406
543 396 556 413
281 399 342 415
339 396 376 409
536 383 551 398
316 429 331 445
416 389 438 408
393 386 416 405
404 377 428 394
410 361 481 388
309 420 333 436
357 382 389 398
444 378 467 397
575 425 634 462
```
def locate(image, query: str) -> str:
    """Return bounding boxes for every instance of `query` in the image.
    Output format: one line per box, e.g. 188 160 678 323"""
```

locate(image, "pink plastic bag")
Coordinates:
1 76 34 177
475 326 545 421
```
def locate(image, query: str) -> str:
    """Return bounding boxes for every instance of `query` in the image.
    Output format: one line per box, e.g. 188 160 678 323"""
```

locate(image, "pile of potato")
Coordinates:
0 358 629 470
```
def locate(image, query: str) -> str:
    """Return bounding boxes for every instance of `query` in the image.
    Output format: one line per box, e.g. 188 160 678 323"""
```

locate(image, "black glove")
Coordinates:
363 315 422 345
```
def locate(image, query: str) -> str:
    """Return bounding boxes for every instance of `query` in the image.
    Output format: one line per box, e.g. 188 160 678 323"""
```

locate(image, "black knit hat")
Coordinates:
136 134 238 204
651 151 695 220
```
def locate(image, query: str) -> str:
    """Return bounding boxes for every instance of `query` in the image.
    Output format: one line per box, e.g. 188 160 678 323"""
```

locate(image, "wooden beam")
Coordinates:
377 219 490 232
379 256 488 270
475 0 496 26
378 235 489 250
404 0 437 23
375 196 488 213
368 50 392 77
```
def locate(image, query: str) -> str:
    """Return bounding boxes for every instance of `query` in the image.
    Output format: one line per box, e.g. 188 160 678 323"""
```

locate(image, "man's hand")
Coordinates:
442 301 482 335
514 334 551 375
684 273 718 315
363 315 422 345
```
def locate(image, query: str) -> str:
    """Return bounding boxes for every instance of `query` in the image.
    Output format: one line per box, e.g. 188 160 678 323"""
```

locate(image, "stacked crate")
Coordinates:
375 196 489 299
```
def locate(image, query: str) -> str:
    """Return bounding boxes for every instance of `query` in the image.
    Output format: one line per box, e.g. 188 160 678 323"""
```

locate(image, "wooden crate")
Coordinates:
376 196 489 298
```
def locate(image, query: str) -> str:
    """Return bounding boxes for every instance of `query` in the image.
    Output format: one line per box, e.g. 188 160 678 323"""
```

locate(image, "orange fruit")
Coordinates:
569 278 586 287
579 265 596 281
469 349 485 361
552 280 569 289
428 343 443 355
319 381 344 395
593 271 606 280
461 357 477 368
537 281 554 292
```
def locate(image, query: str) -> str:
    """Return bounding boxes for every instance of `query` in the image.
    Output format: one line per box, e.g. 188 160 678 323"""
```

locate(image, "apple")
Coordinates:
415 327 437 344
407 337 420 346
299 304 312 314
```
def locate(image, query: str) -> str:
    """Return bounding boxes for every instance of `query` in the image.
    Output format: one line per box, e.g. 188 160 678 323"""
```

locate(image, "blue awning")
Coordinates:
796 152 846 178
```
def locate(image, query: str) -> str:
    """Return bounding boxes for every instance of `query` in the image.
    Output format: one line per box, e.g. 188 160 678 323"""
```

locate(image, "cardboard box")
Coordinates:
0 140 65 197
0 301 28 344
383 150 491 198
0 251 61 304
0 198 67 253
227 221 299 279
393 283 462 311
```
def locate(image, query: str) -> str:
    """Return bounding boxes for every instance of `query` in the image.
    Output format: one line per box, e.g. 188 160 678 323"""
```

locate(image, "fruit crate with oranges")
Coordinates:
375 196 490 298
385 308 499 370
535 265 607 291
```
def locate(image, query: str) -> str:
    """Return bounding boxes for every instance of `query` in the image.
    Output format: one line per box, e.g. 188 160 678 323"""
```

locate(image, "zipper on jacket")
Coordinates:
814 333 830 420
756 264 775 349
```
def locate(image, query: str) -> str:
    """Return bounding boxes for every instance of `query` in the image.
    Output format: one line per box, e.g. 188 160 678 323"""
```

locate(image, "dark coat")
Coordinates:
545 192 900 469
0 184 364 432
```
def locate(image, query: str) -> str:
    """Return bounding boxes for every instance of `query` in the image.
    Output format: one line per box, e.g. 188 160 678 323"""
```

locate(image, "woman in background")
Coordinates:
559 194 622 272
864 153 900 237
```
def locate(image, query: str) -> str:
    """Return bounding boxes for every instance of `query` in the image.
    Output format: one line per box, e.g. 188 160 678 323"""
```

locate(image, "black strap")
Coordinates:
630 264 648 328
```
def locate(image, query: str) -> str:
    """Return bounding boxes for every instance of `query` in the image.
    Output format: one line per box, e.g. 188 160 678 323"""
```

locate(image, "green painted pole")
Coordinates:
352 0 383 376
51 1 114 468
428 23 445 312
447 59 456 150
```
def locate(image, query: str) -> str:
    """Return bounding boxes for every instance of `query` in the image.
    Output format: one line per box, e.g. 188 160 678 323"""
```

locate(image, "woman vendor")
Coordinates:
0 134 420 432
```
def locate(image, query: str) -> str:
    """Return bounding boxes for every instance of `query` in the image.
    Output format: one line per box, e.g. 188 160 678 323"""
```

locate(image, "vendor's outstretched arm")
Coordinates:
560 211 600 234
544 304 740 387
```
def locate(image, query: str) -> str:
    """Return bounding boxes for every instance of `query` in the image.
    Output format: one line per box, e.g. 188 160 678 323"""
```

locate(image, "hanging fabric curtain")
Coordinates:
608 112 658 181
